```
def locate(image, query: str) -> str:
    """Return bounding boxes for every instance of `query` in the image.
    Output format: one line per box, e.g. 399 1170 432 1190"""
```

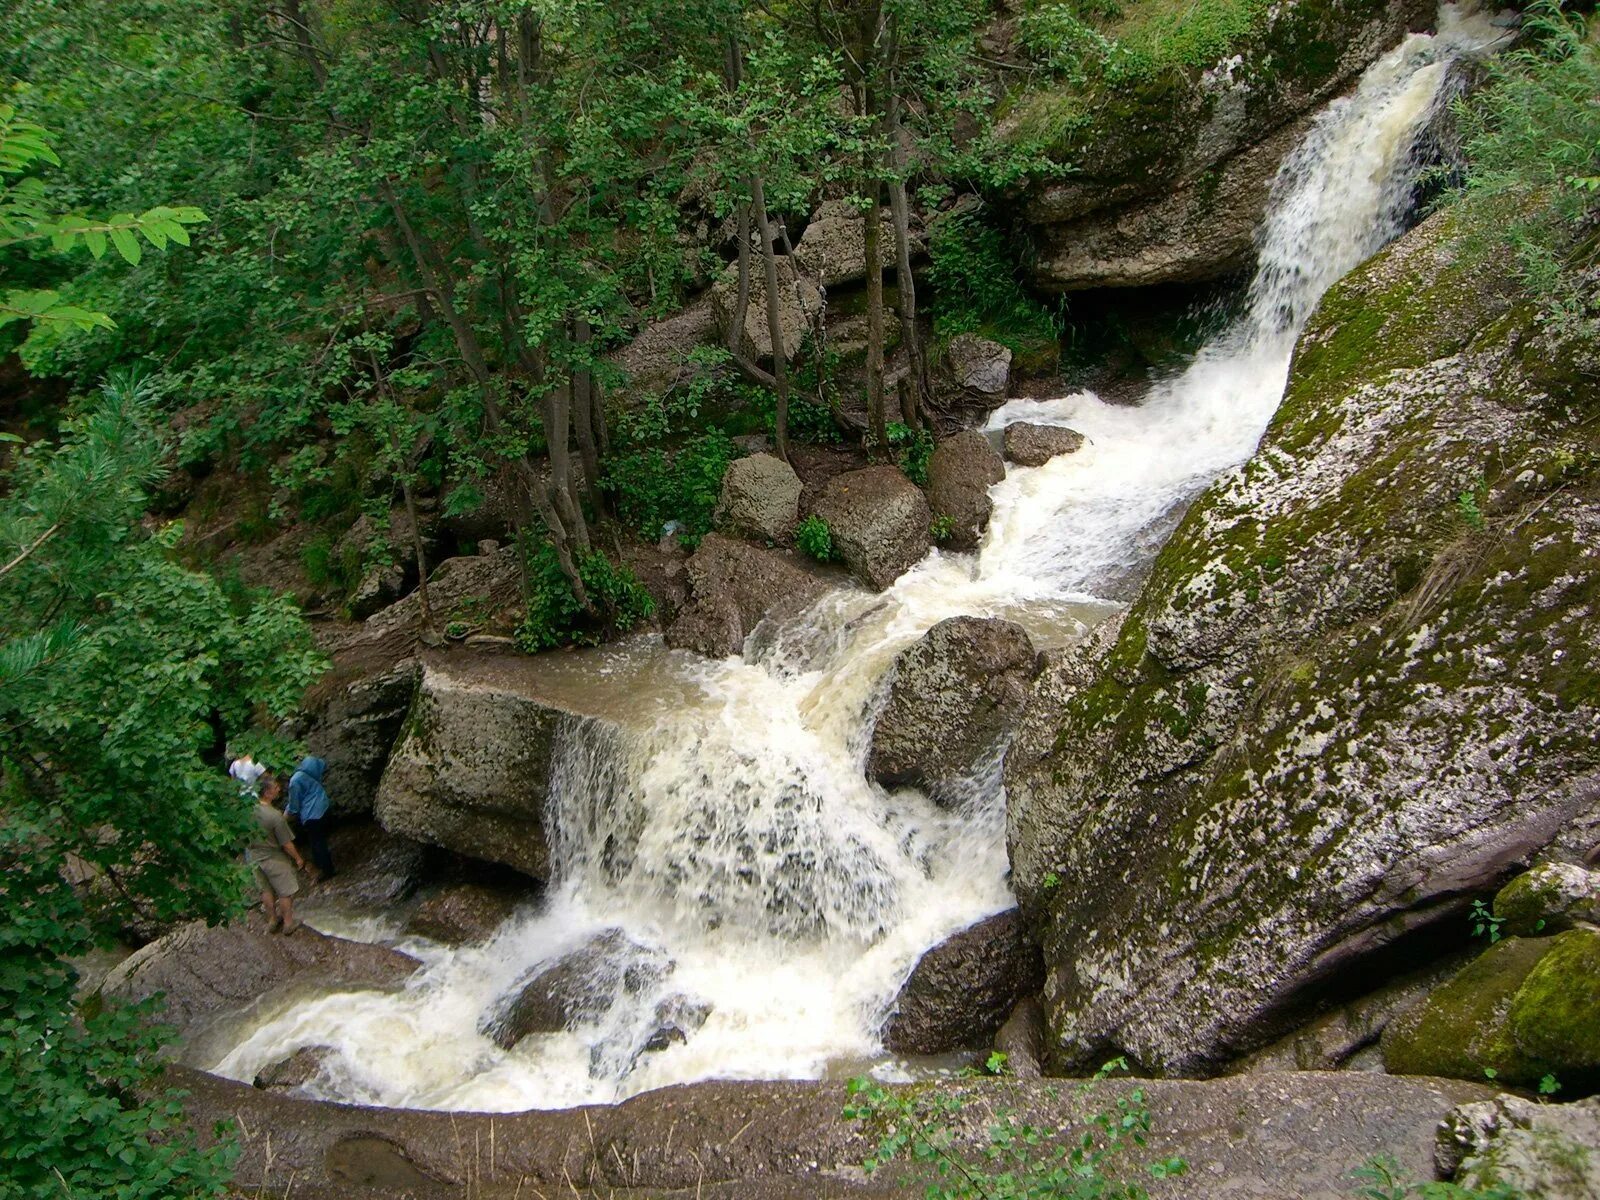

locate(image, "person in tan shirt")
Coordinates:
247 773 307 934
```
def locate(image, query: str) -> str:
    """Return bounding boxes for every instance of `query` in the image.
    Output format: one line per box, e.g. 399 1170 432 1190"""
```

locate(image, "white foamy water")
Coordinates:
211 8 1502 1111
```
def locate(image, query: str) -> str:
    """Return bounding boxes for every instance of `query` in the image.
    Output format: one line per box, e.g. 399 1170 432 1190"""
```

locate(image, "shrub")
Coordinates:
889 422 935 487
925 204 1062 364
796 514 834 562
515 540 655 651
930 513 957 543
606 431 737 542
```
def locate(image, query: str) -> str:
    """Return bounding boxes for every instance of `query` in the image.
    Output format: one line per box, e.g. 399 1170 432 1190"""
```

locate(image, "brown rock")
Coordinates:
1003 422 1086 468
807 466 931 590
926 431 1006 550
884 910 1044 1055
480 929 672 1050
664 534 830 658
403 881 534 945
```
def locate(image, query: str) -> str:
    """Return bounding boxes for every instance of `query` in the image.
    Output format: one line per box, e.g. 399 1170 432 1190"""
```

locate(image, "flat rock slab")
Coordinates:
172 1065 1490 1199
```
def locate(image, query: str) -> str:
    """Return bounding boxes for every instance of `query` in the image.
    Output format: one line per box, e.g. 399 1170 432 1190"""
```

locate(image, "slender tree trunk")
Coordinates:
750 175 791 463
571 318 606 519
864 175 887 455
886 87 928 428
723 204 776 388
399 475 433 628
280 0 327 86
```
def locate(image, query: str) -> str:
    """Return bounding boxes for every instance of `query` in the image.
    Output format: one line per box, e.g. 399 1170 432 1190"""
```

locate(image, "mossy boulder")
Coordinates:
1012 0 1436 289
1383 930 1600 1089
1495 862 1600 937
1006 210 1600 1075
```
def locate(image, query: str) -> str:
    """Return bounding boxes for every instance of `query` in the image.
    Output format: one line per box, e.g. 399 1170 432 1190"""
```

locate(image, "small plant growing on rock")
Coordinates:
843 1057 1185 1200
797 514 834 562
1469 899 1504 944
931 514 958 544
888 421 935 487
1352 1155 1516 1199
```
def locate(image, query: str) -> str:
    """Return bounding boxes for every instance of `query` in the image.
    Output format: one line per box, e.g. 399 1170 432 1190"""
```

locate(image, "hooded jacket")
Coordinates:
287 756 330 822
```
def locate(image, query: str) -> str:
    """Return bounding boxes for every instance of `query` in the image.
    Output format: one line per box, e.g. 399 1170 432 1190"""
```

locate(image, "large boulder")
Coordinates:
925 431 1005 550
883 910 1045 1054
1006 210 1600 1075
792 200 895 288
374 658 608 879
481 929 672 1049
943 334 1011 403
101 921 417 1058
607 296 718 398
1382 930 1600 1089
664 533 830 658
298 659 421 818
1495 861 1600 937
1003 422 1086 468
305 821 430 909
1440 1094 1600 1197
807 466 931 590
709 255 823 363
868 616 1038 803
1013 0 1437 290
713 453 803 543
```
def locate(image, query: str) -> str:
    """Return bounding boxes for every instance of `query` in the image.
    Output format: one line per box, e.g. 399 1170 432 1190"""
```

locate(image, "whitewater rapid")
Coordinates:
211 6 1504 1111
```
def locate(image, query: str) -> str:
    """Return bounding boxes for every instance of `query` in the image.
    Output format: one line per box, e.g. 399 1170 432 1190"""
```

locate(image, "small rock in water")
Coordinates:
402 881 532 946
479 929 672 1050
1002 422 1086 467
253 1045 334 1092
926 431 1005 551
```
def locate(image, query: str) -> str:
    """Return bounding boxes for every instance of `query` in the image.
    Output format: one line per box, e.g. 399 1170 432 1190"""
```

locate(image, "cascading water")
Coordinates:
211 7 1504 1111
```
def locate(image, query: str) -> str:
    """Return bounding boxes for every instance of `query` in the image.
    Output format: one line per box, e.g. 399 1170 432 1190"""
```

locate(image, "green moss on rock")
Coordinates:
1509 929 1600 1078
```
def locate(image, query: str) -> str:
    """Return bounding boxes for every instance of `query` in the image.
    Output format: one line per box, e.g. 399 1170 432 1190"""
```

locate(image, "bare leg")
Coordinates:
279 896 299 935
261 890 281 932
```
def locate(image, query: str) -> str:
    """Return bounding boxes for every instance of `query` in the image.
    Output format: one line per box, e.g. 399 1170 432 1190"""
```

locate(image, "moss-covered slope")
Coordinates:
1005 209 1600 1074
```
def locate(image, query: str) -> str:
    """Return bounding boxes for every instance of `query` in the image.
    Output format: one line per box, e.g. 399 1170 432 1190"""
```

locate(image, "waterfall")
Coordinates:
209 6 1503 1112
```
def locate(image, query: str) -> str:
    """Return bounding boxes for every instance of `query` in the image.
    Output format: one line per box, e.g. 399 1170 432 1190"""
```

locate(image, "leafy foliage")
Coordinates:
843 1059 1186 1200
925 204 1061 362
890 421 936 487
0 375 322 1198
1352 1156 1517 1199
608 433 738 543
515 540 655 651
1450 0 1600 307
796 514 835 562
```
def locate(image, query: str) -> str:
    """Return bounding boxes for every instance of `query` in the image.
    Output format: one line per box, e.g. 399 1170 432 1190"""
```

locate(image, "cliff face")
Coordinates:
1007 0 1440 290
1006 209 1600 1073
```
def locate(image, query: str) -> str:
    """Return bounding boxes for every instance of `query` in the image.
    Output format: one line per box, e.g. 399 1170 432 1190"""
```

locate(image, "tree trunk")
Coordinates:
886 87 928 428
864 175 888 456
750 175 791 464
570 318 606 519
724 204 777 388
399 475 433 629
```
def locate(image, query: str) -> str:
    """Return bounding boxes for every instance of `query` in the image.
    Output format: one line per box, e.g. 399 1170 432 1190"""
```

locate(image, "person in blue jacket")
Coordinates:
287 756 335 882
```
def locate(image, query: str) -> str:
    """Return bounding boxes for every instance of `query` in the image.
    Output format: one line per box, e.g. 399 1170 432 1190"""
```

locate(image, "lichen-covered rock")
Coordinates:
792 200 895 288
1014 0 1437 290
1003 422 1086 468
375 659 610 879
807 466 932 590
883 910 1045 1054
709 256 822 363
944 334 1011 401
664 533 830 658
1440 1094 1600 1197
402 881 533 945
926 431 1005 550
713 453 803 543
1006 210 1600 1075
1495 862 1600 937
868 616 1039 803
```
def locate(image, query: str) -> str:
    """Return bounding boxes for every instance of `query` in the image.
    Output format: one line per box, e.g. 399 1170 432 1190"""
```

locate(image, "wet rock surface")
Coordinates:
868 616 1039 802
664 533 831 658
925 431 1005 550
176 1064 1491 1199
807 465 932 590
374 658 609 880
402 880 534 945
883 909 1044 1055
481 929 672 1050
714 452 803 543
1003 422 1086 467
306 821 431 909
101 921 417 1058
254 1046 335 1093
1007 210 1600 1075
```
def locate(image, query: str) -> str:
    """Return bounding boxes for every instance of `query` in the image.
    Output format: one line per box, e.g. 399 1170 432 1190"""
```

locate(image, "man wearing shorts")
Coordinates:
249 774 307 934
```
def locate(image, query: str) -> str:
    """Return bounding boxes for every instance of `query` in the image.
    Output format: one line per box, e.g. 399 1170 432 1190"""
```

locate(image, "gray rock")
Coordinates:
254 1046 334 1092
1003 422 1086 467
480 929 672 1050
994 997 1046 1079
1006 209 1600 1075
664 533 830 658
1496 862 1600 937
607 296 718 397
793 200 894 288
710 255 823 363
309 821 430 909
884 910 1044 1055
178 1063 1491 1200
1440 1094 1600 1198
101 921 417 1060
945 334 1011 401
301 659 421 818
714 453 803 542
402 881 533 946
926 431 1005 550
868 616 1038 803
374 659 609 880
808 466 931 590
